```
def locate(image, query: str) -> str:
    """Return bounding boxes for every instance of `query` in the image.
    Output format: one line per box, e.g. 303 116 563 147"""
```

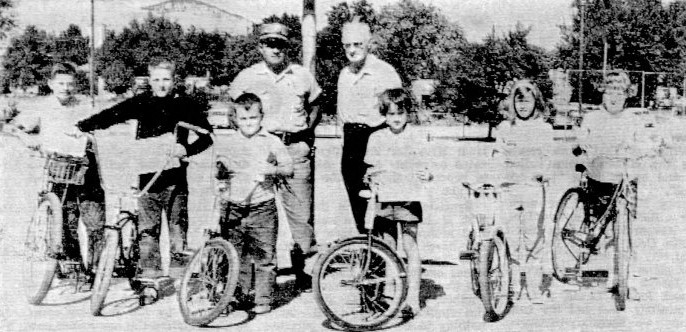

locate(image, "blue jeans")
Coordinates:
220 199 278 306
279 141 315 253
136 184 188 275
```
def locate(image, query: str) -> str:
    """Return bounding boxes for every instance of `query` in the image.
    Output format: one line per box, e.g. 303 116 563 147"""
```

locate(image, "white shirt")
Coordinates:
337 54 403 127
229 62 321 134
494 119 555 180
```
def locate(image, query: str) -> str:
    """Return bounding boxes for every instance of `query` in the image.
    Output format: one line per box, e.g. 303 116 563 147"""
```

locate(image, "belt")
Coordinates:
273 130 312 145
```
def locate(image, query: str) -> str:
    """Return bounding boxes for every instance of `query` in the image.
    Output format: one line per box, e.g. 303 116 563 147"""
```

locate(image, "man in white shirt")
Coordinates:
337 19 403 234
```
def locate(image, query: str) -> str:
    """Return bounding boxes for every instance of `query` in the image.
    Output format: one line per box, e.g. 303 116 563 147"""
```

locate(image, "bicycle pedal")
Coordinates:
459 250 477 261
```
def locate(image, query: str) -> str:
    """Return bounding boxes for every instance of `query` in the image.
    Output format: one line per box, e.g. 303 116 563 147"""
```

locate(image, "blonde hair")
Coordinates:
148 59 176 76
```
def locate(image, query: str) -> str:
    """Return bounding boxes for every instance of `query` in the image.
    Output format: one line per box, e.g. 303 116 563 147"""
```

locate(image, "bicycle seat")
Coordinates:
359 189 373 199
575 164 587 173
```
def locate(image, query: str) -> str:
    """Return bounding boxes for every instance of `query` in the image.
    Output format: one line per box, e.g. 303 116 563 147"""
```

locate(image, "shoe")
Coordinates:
252 304 271 314
400 305 418 319
296 273 312 293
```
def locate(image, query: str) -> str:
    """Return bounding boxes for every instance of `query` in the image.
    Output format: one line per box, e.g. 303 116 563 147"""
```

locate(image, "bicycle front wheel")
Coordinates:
478 237 512 322
551 188 589 283
178 239 239 327
313 238 407 331
613 205 630 311
22 192 63 305
468 231 480 297
90 228 118 316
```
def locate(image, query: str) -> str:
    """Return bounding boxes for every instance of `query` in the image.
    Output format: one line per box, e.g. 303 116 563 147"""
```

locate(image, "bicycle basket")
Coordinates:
44 153 89 185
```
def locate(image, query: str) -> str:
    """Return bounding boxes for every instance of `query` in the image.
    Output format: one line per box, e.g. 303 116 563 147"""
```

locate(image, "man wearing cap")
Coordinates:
229 22 322 291
337 20 403 234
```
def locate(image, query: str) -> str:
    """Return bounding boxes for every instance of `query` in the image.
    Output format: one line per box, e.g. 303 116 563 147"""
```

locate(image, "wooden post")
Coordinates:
90 0 95 108
302 0 316 74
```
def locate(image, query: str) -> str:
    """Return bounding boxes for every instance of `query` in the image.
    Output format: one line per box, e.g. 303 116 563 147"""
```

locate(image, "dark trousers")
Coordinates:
136 184 188 274
220 199 278 306
341 123 386 234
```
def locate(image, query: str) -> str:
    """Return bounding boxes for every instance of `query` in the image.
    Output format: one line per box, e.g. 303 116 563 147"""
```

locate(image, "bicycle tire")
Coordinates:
468 231 480 297
22 193 63 305
90 228 118 316
551 188 589 283
178 239 240 327
313 237 408 331
613 204 630 311
478 236 512 322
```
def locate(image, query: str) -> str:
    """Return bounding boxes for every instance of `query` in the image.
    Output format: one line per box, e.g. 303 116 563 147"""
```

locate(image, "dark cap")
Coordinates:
259 23 289 41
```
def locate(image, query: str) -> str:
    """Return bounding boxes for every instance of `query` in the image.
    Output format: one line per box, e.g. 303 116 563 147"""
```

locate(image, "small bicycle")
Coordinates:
90 122 209 315
312 176 409 331
176 153 240 327
21 137 95 305
459 176 548 322
551 155 641 311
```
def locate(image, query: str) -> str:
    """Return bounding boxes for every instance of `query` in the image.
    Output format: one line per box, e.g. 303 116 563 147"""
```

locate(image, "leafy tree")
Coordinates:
0 0 13 40
2 25 52 90
53 24 89 66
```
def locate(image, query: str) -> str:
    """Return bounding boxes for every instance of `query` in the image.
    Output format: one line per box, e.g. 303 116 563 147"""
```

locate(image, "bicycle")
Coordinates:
459 176 548 322
21 135 96 305
551 154 640 311
176 153 240 327
312 176 409 331
89 121 208 316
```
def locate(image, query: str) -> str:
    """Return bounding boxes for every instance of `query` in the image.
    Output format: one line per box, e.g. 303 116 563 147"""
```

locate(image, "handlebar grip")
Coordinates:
177 121 210 135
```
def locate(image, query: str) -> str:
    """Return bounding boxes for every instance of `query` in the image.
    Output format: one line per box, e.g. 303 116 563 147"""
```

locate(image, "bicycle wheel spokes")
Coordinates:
23 194 62 305
178 239 239 327
552 189 589 282
314 240 407 330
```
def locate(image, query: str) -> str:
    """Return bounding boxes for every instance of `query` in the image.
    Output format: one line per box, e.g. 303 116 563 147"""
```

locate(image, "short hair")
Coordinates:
50 62 77 79
233 93 262 111
148 59 176 75
379 88 412 116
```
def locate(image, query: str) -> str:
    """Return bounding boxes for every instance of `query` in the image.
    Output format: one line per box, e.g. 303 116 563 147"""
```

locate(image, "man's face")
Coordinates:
149 67 174 98
602 85 627 115
386 103 408 133
342 25 371 65
235 103 263 137
258 38 288 68
49 74 76 102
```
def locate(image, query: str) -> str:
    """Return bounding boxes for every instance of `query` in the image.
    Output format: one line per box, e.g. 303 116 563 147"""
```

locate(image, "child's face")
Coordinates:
386 103 408 133
602 84 628 115
149 67 174 98
235 103 263 137
48 74 76 102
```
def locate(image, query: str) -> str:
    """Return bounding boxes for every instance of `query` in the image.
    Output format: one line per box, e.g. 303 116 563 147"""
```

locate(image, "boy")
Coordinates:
10 62 105 271
77 60 213 285
364 88 433 317
215 93 293 314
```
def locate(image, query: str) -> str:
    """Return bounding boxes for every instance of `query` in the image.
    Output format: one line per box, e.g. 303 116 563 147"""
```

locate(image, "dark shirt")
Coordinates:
77 92 213 192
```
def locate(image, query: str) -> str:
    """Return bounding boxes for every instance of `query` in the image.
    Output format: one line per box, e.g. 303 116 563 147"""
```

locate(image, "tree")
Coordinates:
53 24 89 66
0 0 13 40
2 25 52 90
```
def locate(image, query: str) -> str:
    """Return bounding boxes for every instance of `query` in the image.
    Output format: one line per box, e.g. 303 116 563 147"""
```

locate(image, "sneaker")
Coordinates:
252 304 271 314
296 273 313 293
400 305 418 319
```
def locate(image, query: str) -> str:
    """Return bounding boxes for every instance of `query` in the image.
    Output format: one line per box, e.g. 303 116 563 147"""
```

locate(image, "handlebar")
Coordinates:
177 121 211 136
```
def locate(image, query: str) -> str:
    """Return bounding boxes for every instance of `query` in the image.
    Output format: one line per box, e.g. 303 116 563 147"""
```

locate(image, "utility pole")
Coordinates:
90 0 95 108
578 0 585 113
302 0 316 74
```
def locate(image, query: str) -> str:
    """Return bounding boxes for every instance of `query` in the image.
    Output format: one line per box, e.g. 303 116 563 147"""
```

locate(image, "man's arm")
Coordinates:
76 97 137 132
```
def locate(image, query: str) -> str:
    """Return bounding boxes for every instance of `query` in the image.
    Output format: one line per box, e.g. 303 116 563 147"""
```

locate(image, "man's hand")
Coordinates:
171 143 187 159
415 168 434 182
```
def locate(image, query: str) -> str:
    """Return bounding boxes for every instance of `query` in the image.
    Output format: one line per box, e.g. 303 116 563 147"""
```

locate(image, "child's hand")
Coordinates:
415 168 433 182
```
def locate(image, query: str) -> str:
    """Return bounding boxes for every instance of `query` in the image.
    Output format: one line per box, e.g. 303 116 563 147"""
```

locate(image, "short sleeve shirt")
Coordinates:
494 119 555 179
229 62 321 134
214 128 293 204
365 126 431 201
337 54 403 127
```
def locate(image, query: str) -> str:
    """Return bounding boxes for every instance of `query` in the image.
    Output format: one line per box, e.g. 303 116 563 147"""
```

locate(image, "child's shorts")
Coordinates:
376 201 423 223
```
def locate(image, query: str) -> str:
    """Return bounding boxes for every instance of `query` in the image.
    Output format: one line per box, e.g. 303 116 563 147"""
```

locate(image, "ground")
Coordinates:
1 125 685 331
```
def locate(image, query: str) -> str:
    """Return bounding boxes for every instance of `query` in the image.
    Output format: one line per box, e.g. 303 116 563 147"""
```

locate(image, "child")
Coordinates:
215 92 293 314
364 88 433 317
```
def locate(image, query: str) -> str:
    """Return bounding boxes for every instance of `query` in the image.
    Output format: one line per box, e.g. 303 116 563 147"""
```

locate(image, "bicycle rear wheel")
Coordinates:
478 236 512 322
22 193 63 305
178 239 239 327
613 205 630 311
90 228 118 316
551 188 589 283
313 238 407 331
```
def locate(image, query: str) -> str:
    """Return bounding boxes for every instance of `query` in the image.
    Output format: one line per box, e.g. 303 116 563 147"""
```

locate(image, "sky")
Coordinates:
7 0 576 50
